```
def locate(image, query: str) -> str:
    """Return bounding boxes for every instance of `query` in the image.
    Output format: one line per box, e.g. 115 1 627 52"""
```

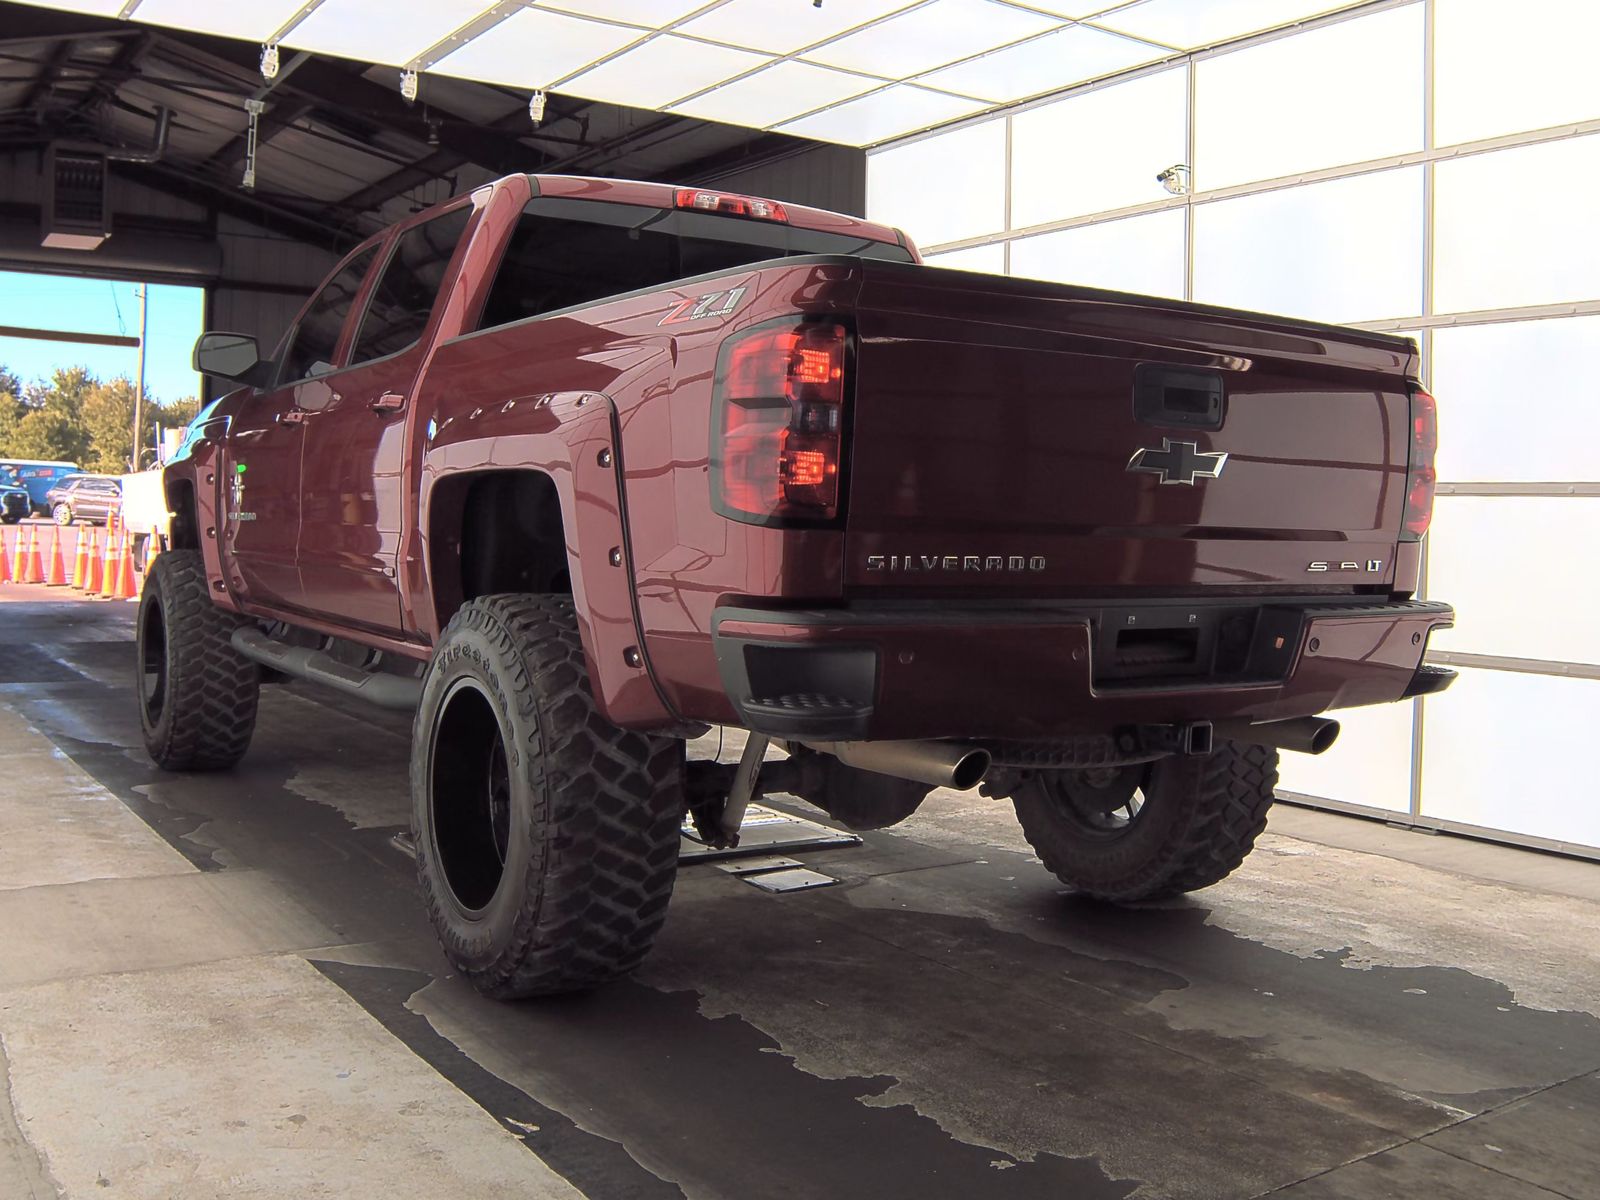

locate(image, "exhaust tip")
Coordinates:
949 749 992 791
1309 720 1340 755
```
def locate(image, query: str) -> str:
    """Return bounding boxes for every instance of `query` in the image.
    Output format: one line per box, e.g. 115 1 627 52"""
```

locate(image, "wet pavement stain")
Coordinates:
4 689 433 948
1015 897 1600 1104
313 960 689 1200
395 965 1142 1200
16 721 228 871
0 644 90 684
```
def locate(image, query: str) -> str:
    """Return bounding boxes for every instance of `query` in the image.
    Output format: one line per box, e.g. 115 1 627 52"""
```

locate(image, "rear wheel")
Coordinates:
51 503 72 525
1013 742 1278 902
413 595 684 999
137 550 260 771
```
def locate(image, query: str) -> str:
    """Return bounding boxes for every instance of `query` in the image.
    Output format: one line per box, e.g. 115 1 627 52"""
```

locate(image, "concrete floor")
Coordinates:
1 596 1598 1200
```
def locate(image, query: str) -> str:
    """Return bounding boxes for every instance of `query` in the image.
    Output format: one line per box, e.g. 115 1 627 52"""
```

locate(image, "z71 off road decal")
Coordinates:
657 286 748 326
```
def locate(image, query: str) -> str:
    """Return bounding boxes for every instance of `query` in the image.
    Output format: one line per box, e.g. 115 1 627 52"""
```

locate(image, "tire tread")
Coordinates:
1015 741 1278 902
414 595 682 999
139 549 259 771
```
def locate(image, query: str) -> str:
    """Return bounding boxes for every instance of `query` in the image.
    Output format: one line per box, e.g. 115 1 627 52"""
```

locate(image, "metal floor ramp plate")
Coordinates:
680 802 861 864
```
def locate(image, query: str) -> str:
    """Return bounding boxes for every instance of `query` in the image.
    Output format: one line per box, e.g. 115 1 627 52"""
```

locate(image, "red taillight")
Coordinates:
1402 387 1438 541
712 319 847 524
675 188 788 223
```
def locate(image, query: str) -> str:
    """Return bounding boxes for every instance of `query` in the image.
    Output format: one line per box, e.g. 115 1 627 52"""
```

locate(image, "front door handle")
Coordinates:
277 408 306 425
371 392 406 413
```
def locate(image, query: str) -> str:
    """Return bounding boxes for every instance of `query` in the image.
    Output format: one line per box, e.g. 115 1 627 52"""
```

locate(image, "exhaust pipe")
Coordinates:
1213 716 1340 755
800 740 992 791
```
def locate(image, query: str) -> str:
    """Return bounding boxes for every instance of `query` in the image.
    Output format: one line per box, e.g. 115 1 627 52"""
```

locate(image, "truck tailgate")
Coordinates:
844 264 1417 596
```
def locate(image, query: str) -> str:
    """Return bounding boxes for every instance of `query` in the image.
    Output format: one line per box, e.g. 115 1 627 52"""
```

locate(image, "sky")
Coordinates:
0 271 205 407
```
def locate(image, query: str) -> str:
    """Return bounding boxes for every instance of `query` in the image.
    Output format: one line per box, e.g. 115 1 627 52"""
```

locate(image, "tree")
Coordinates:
80 375 144 472
159 396 202 427
0 366 23 450
5 367 93 463
0 366 200 469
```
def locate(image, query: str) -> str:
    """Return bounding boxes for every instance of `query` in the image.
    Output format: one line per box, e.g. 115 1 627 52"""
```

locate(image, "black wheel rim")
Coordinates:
486 736 511 866
139 595 167 723
1039 764 1151 840
429 680 513 914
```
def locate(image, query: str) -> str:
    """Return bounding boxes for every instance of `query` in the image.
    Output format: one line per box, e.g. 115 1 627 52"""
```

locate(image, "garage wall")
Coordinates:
0 147 342 400
210 214 341 381
865 0 1600 855
0 151 219 281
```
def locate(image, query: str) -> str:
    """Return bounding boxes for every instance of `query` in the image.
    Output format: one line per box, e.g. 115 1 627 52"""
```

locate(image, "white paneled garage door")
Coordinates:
867 0 1600 855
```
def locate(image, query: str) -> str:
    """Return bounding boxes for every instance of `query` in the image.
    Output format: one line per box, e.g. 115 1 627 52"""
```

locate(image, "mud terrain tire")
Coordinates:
413 595 684 999
1013 741 1278 902
137 549 260 771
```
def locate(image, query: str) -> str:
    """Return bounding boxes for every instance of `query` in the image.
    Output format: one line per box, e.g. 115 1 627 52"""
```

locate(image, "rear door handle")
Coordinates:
371 392 406 413
277 409 306 425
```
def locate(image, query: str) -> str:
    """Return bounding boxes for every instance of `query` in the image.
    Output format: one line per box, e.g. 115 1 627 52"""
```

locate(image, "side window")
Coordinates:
350 206 473 365
278 246 378 385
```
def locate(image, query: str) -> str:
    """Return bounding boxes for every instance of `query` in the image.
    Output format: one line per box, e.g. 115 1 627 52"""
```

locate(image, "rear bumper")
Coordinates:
711 599 1455 741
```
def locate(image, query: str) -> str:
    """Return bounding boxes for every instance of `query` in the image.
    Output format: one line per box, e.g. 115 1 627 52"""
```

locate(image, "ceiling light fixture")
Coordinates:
529 89 548 125
1156 163 1190 195
400 69 419 103
260 43 280 81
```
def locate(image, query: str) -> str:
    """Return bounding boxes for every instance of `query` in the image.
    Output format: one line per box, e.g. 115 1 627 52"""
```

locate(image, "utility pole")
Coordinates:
132 284 147 471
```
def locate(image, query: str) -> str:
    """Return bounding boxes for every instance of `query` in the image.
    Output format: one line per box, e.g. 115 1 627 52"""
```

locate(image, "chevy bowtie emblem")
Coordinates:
1126 439 1228 486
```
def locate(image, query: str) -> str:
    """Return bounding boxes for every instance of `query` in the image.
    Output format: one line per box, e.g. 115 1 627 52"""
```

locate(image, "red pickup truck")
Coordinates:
140 173 1452 998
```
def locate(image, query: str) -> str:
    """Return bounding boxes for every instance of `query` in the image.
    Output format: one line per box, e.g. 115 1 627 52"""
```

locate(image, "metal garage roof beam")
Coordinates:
154 34 537 178
113 159 356 251
16 38 75 114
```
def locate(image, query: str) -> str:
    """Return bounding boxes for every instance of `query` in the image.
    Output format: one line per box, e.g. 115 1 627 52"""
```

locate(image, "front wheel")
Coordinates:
137 550 260 770
51 503 72 525
1013 742 1278 902
413 595 685 999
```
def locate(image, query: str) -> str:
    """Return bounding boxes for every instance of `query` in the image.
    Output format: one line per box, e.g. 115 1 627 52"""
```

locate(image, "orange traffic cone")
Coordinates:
84 528 105 594
110 528 138 601
43 525 67 586
19 526 44 584
70 527 90 589
99 526 122 599
7 527 23 582
0 530 11 584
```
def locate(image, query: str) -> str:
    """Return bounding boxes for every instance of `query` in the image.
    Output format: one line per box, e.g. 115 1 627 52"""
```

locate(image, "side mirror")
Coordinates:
193 332 272 388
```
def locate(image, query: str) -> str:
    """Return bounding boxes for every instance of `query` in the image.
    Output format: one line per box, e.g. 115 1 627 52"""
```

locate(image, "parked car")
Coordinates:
0 460 80 516
1 483 28 524
45 475 122 525
141 173 1452 1001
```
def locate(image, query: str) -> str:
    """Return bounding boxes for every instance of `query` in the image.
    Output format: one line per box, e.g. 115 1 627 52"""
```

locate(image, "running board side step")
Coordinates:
230 626 423 711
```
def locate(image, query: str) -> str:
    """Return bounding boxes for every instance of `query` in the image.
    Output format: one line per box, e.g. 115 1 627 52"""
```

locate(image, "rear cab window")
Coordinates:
476 196 914 331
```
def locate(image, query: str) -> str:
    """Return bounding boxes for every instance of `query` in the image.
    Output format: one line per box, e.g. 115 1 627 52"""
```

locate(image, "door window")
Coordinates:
349 205 473 365
277 246 378 385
